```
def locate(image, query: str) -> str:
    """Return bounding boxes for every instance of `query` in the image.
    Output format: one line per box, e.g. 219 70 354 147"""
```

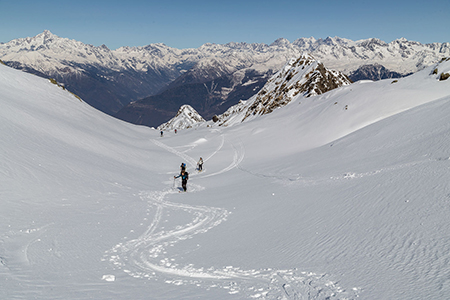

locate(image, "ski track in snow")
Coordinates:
104 139 360 299
239 157 432 188
152 139 198 170
201 142 245 178
203 134 225 163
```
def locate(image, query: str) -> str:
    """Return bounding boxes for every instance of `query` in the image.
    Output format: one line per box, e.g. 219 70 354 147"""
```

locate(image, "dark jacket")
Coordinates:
175 172 188 181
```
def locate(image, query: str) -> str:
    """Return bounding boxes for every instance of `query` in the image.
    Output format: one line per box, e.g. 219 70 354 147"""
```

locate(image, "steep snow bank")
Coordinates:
226 58 450 163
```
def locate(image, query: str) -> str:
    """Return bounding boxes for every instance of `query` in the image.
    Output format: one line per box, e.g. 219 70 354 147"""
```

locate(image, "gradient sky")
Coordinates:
1 0 449 49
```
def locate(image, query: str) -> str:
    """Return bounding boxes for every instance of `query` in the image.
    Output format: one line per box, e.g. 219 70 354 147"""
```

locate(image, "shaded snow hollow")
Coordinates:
1 58 450 299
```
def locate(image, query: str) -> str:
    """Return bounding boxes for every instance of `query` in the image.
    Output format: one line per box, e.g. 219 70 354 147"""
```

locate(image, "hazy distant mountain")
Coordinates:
348 64 408 82
1 31 449 126
115 64 271 127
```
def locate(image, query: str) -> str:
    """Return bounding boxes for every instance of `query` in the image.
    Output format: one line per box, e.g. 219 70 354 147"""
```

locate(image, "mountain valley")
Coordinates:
1 31 449 127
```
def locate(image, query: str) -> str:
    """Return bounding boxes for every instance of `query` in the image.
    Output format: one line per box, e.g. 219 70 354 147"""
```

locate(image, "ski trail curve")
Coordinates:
152 139 198 169
105 189 232 280
201 142 245 178
203 134 225 162
150 138 203 177
152 137 244 178
104 137 360 299
104 189 359 299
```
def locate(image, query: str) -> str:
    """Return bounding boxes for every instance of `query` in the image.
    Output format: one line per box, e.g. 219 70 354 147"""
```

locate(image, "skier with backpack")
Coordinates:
197 157 203 171
174 170 189 192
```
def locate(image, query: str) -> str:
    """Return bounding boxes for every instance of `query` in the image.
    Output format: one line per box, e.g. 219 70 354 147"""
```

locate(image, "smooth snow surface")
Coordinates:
1 61 450 299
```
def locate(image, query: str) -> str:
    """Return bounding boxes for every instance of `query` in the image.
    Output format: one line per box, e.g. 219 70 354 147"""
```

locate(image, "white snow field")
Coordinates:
1 59 450 300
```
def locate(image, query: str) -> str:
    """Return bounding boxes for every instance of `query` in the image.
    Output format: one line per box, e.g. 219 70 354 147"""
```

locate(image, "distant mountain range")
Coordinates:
1 31 449 127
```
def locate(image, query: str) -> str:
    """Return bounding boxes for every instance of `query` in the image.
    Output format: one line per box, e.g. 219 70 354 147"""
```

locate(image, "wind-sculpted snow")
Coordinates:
104 138 360 299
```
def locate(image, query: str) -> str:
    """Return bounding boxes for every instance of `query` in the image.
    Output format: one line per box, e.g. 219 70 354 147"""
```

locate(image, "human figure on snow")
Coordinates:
174 129 177 134
174 170 189 192
197 157 203 171
180 162 186 172
160 130 163 137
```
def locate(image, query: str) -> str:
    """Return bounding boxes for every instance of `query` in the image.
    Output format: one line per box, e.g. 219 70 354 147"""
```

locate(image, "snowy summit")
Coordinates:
158 105 206 131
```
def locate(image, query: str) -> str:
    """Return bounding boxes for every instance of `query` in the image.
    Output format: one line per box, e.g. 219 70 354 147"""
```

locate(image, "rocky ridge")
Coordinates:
157 105 205 131
212 53 352 127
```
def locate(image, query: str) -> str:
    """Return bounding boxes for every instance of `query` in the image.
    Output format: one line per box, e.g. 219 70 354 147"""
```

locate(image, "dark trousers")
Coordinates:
182 180 187 191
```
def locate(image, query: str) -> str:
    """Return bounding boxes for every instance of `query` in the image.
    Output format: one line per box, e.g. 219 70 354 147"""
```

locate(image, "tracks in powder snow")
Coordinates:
103 137 360 299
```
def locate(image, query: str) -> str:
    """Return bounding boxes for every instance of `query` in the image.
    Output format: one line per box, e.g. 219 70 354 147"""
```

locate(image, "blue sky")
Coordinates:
1 0 449 49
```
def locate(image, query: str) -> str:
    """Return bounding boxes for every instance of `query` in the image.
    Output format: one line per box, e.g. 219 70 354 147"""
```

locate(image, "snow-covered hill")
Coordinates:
158 105 206 131
1 57 450 300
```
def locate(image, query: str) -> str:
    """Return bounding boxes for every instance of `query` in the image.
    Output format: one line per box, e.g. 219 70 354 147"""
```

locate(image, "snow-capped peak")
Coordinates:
270 38 291 47
0 30 119 76
213 52 351 126
34 30 57 43
157 105 206 131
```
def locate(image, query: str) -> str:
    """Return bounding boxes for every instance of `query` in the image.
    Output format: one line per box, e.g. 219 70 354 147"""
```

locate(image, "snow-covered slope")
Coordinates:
222 57 450 162
158 105 206 130
1 57 450 300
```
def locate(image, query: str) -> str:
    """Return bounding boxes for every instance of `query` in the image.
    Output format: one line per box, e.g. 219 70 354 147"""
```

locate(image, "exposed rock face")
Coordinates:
215 53 352 126
116 67 269 127
242 53 351 121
